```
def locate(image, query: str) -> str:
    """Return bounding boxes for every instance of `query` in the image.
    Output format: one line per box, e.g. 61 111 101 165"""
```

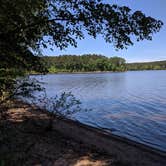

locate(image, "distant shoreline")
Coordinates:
29 69 166 75
51 70 123 74
29 70 124 75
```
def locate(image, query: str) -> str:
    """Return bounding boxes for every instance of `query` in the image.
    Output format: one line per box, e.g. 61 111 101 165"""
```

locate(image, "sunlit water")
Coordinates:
30 70 166 151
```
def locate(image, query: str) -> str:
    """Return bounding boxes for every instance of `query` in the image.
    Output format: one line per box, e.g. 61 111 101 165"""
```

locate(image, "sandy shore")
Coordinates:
0 100 165 166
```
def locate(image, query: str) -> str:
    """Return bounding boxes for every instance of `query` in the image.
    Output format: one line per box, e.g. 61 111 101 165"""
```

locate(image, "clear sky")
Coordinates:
43 0 166 62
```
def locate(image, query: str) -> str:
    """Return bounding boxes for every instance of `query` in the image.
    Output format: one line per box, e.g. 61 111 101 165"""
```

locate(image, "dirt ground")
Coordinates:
0 101 127 166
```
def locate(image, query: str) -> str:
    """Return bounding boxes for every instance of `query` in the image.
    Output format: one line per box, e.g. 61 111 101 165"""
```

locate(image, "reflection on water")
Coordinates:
30 70 166 151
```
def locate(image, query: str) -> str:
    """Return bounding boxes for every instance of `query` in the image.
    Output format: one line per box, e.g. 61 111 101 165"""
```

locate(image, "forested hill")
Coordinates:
42 54 126 73
127 60 166 71
41 55 166 73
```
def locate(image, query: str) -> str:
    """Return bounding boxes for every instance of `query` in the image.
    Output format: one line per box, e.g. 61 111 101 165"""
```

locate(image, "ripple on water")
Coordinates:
30 71 166 152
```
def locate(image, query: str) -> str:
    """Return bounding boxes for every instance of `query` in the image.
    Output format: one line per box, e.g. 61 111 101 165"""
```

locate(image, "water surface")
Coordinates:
31 70 166 151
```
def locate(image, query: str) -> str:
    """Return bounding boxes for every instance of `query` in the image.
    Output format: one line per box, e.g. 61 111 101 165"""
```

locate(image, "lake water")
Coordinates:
30 70 166 152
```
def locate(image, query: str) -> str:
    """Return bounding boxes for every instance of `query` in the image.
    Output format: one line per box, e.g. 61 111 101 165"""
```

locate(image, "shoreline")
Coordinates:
29 69 166 76
55 117 166 157
1 100 165 165
25 100 166 156
29 70 124 75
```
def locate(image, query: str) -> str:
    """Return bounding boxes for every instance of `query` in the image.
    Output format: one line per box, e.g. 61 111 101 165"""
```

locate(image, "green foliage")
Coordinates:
0 76 44 104
0 69 24 102
48 66 58 73
43 55 166 73
43 54 126 72
127 61 166 71
0 160 5 166
43 92 89 118
28 91 90 118
14 77 44 99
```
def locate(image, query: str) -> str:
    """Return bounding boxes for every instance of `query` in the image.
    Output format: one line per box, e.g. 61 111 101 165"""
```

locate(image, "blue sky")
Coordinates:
43 0 166 63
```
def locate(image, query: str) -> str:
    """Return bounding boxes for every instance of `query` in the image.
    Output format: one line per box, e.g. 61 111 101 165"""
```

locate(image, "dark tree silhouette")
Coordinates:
1 0 163 56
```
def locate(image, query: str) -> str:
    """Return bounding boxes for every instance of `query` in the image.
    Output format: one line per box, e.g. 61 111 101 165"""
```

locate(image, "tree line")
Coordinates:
42 54 126 72
42 55 166 73
127 61 166 70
